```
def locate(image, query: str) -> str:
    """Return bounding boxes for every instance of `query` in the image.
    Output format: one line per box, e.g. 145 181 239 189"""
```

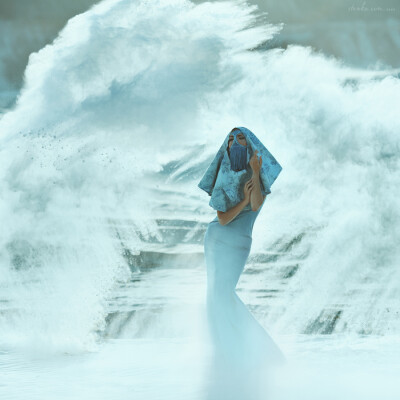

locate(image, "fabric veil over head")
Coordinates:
198 126 282 212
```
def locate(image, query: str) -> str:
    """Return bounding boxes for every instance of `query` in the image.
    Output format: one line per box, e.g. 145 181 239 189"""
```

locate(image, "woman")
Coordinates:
198 126 286 373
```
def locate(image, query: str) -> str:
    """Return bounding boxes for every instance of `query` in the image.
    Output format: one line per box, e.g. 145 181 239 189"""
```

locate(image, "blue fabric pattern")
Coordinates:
229 135 248 172
198 127 283 212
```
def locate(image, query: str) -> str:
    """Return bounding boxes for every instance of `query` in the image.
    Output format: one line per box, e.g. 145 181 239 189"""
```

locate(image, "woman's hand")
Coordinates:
243 179 254 204
249 150 262 174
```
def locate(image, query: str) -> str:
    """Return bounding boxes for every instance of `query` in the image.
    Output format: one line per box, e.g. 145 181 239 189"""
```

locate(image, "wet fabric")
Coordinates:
198 126 282 212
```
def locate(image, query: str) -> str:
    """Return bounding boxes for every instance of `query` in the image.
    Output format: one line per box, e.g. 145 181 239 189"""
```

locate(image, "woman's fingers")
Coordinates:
245 179 255 192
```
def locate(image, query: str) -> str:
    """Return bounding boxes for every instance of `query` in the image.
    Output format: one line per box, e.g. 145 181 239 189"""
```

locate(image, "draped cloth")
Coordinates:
200 128 286 400
198 127 282 212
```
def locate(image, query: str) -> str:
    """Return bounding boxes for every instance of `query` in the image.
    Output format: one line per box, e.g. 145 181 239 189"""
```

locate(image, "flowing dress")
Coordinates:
204 201 285 372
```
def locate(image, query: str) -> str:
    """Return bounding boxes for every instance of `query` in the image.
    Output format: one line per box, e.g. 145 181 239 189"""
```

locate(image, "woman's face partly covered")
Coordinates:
228 132 247 149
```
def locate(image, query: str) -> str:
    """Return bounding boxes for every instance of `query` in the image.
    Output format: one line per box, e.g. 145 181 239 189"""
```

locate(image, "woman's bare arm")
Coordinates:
250 171 265 211
217 179 254 225
249 150 265 211
217 199 248 226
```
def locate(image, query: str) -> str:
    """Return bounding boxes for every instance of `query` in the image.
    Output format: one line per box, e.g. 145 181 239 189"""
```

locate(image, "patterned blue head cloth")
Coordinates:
198 127 282 212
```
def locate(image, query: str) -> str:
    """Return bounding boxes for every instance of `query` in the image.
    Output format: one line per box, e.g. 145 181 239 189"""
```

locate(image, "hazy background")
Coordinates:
1 0 399 111
0 1 399 398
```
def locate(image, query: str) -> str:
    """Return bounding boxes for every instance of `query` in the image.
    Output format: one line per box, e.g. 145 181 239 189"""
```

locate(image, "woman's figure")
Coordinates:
198 127 285 383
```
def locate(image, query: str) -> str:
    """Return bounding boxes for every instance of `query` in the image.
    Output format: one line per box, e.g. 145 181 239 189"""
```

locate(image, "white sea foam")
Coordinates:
0 0 399 360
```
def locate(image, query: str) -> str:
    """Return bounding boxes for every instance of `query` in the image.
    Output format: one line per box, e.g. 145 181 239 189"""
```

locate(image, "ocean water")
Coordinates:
1 0 399 110
1 334 400 399
0 0 399 398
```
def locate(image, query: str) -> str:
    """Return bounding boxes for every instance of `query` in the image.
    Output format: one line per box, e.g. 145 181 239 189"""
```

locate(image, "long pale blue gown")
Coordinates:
204 201 285 373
